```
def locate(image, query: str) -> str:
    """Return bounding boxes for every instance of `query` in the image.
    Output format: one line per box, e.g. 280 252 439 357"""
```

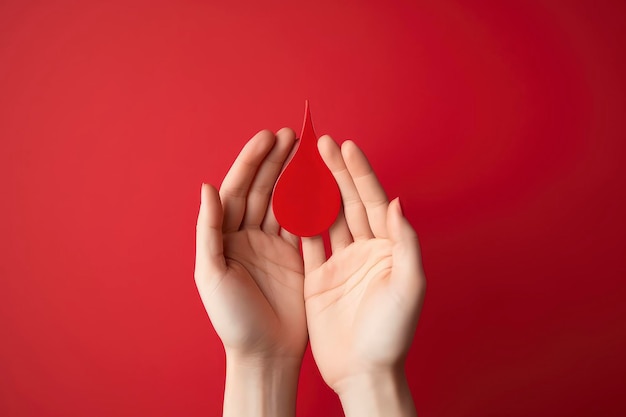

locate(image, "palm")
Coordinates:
306 239 416 386
211 229 305 357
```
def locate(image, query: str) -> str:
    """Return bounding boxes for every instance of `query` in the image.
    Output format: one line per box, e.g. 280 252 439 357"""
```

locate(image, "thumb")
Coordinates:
195 183 227 288
386 198 426 297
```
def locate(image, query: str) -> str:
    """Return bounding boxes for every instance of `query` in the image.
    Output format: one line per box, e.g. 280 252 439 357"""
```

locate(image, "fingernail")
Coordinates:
397 197 404 216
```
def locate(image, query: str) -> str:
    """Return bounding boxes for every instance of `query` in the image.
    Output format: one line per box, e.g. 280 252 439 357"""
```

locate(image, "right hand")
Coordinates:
194 129 307 363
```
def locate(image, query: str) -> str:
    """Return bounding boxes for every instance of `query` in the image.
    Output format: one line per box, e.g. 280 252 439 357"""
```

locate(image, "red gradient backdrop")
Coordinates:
1 1 625 416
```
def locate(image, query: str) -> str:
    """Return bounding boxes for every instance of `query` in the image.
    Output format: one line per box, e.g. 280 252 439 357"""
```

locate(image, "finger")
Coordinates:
262 131 300 234
318 135 373 241
243 128 296 228
302 236 326 274
342 140 389 239
195 184 228 287
387 198 426 298
220 130 276 232
280 228 300 250
261 199 280 234
329 207 352 252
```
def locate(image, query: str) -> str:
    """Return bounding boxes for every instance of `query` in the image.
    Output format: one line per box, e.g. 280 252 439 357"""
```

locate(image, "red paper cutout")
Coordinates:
272 101 341 237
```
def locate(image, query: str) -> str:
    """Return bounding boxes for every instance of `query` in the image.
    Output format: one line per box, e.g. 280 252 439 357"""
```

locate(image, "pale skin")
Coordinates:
194 128 426 417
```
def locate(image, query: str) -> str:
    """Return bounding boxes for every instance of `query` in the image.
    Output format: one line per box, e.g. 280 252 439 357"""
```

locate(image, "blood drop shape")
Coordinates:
272 101 341 237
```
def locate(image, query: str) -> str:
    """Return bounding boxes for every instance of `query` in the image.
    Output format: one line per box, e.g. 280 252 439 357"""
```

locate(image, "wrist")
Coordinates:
335 366 416 417
223 351 302 417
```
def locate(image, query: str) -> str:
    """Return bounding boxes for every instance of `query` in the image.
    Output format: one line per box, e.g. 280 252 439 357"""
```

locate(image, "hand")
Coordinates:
194 129 306 417
302 136 426 416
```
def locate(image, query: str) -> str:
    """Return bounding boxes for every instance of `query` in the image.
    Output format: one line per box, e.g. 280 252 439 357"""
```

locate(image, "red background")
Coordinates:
1 1 625 416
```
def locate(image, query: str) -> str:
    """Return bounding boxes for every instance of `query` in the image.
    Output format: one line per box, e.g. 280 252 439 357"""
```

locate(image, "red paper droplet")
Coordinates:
272 101 341 237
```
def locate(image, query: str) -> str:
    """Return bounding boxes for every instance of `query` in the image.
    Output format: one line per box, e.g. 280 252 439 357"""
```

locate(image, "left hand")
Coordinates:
302 137 426 416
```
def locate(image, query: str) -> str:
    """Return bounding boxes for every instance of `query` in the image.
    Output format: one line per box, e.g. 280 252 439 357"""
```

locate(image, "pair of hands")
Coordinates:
195 128 426 417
